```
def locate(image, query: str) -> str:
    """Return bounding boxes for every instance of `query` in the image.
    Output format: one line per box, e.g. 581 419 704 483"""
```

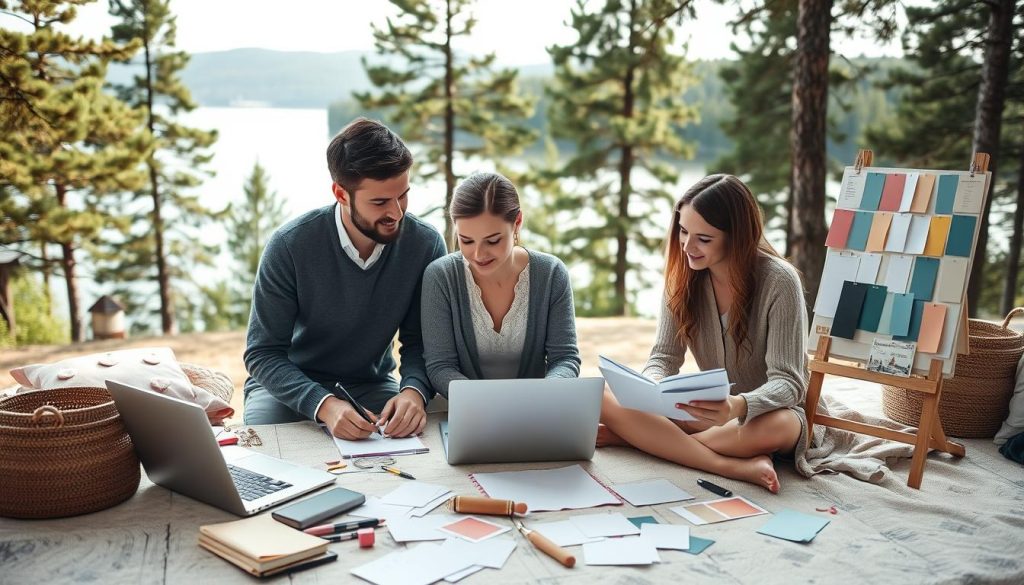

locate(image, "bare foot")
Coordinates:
596 424 629 447
727 454 780 493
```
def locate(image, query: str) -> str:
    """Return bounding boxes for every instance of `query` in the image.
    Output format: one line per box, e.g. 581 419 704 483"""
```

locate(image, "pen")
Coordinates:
334 382 377 426
697 478 733 498
382 465 416 480
303 517 384 537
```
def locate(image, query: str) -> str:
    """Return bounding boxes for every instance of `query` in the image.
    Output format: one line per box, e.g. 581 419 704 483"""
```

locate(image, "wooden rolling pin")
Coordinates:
449 495 528 516
515 521 575 568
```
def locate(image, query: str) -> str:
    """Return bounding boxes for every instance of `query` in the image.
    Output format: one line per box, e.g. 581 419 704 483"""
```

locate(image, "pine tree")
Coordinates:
357 0 536 249
103 0 221 334
0 0 149 342
543 0 697 316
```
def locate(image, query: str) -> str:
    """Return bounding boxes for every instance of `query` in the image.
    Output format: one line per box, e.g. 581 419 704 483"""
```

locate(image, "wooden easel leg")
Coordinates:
804 337 832 443
908 392 939 488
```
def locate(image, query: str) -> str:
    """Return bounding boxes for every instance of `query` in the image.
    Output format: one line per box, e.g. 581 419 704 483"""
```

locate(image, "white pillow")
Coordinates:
994 352 1024 445
9 347 233 424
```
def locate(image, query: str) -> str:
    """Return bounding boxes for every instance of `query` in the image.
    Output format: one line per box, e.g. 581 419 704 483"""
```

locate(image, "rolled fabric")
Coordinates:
449 495 528 516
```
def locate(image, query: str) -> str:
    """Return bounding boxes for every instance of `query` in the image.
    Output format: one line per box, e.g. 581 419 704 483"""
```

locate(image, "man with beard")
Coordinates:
242 118 446 439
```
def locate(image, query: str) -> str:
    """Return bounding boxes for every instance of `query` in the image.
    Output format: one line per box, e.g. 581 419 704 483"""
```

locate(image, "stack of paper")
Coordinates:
332 431 429 459
198 514 331 577
598 356 730 422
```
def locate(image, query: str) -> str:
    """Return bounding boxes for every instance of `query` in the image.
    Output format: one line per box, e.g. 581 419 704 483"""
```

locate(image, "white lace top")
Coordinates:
463 259 530 379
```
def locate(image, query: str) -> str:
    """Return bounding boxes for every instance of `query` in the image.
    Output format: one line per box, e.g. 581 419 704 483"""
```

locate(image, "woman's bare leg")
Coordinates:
600 389 779 492
690 409 802 458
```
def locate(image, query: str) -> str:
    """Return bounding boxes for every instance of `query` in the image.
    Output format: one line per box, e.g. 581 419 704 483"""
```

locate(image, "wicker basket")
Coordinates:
882 308 1024 438
0 387 141 519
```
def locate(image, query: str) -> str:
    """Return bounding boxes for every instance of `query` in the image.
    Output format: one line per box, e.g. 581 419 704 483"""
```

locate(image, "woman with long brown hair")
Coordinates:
599 174 809 493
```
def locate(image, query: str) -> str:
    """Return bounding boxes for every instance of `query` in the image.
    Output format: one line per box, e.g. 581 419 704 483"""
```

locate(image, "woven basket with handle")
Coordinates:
0 387 140 519
882 308 1024 438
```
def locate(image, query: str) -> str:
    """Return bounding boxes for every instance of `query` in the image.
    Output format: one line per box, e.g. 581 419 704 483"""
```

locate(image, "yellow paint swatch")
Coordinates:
923 216 951 257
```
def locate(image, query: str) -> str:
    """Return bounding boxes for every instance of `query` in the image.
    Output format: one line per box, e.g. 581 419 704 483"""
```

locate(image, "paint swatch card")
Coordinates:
825 209 856 248
910 174 936 213
894 299 926 342
923 216 952 257
935 175 958 214
582 537 660 566
883 254 914 294
935 258 969 304
847 211 874 251
917 303 948 354
885 213 913 253
945 214 977 257
756 509 830 543
814 250 862 318
859 172 886 210
670 497 768 526
879 173 905 211
866 212 893 252
877 293 897 335
685 536 715 555
936 303 963 359
439 516 510 543
831 281 868 339
855 253 882 284
909 257 940 302
953 174 987 214
887 292 916 337
857 284 888 333
904 215 931 254
836 167 867 209
899 173 919 212
628 516 659 529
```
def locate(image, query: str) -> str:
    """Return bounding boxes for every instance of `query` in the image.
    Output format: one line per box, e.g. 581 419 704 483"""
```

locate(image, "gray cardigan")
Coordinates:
421 249 581 398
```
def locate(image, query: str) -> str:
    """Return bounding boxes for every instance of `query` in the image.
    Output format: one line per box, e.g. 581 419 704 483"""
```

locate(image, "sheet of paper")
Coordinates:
670 496 769 526
610 479 694 507
859 172 885 211
443 566 483 583
351 542 474 585
888 293 916 337
894 299 926 342
877 293 896 335
836 167 867 209
582 537 660 566
856 284 888 333
935 257 969 304
953 174 987 214
640 523 690 550
945 214 977 257
866 212 893 252
382 482 451 508
883 254 914 294
570 512 642 538
469 465 621 512
527 520 604 546
910 173 936 213
684 536 715 555
936 303 962 359
813 250 862 318
385 514 460 543
830 280 868 339
924 216 952 257
884 213 913 253
917 302 948 354
904 215 931 255
847 211 873 251
879 173 905 211
825 209 856 248
899 173 919 212
332 432 428 459
349 496 415 522
855 253 883 284
756 509 830 543
935 174 958 214
909 257 940 302
411 491 454 517
441 537 516 569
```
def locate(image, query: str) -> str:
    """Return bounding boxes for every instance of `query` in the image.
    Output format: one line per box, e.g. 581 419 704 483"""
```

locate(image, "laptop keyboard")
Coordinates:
226 464 292 501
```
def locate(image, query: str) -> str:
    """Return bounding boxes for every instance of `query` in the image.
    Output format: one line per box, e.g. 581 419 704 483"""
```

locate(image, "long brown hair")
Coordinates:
664 174 781 354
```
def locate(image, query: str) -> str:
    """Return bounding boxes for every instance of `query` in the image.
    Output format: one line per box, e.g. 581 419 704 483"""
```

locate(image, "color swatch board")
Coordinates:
807 165 990 376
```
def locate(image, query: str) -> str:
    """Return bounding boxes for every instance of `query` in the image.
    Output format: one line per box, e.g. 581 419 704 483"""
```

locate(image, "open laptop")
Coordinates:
106 380 334 516
442 377 604 464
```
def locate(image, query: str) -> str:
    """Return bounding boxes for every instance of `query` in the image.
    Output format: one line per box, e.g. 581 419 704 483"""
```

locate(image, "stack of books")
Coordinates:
199 514 335 577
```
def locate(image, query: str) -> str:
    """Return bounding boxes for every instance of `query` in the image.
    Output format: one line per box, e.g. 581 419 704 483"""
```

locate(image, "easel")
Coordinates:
803 149 988 489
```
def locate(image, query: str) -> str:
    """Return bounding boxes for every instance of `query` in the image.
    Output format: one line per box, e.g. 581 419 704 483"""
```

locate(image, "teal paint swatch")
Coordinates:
684 536 715 555
628 516 658 528
859 172 886 211
894 299 926 342
945 214 977 257
888 292 916 337
857 284 888 332
756 509 830 543
908 257 940 302
935 175 958 214
847 211 874 251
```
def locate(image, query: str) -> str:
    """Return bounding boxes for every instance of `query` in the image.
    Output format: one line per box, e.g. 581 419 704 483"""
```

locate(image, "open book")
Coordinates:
598 356 731 422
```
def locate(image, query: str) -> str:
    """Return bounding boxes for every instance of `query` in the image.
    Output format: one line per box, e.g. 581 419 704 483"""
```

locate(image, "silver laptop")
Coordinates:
105 380 334 516
443 377 604 464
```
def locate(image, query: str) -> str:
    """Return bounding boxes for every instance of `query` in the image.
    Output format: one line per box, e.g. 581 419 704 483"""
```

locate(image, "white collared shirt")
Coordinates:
335 204 384 270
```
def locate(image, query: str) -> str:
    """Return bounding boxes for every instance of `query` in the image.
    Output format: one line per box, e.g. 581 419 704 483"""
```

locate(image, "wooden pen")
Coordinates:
515 521 575 568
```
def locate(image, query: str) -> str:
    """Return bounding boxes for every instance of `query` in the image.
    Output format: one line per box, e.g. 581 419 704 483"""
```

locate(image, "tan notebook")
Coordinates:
198 514 328 575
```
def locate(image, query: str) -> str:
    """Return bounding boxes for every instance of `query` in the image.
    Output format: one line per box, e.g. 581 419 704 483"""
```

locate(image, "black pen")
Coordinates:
304 517 383 536
323 531 365 543
334 382 377 426
697 478 733 497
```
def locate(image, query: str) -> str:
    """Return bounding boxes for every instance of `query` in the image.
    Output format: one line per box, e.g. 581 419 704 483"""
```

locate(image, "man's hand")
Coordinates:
675 395 746 427
317 396 377 440
377 388 426 438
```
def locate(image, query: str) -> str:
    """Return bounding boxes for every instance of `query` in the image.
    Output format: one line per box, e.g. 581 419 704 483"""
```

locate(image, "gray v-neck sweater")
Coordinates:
421 250 581 398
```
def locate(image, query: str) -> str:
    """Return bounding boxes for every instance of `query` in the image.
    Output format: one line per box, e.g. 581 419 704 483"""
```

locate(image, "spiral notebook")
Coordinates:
469 464 621 512
330 431 429 459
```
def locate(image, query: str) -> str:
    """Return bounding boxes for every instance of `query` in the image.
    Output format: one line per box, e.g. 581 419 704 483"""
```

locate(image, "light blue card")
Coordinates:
888 292 915 337
847 212 874 251
935 175 958 214
684 536 715 555
877 293 896 334
859 173 886 211
945 214 976 257
894 299 926 342
756 509 830 543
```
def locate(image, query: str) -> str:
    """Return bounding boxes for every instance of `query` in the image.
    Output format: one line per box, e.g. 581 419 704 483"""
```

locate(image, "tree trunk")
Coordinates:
55 183 82 342
40 242 51 311
612 1 639 318
0 264 14 338
788 0 832 309
442 0 456 252
967 0 1015 316
1003 148 1024 314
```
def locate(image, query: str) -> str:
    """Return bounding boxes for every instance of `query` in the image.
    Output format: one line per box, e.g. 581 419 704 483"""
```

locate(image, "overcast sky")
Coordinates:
45 0 902 65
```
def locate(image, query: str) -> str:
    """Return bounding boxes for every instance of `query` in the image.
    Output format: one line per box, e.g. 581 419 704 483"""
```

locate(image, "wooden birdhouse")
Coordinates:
88 295 126 340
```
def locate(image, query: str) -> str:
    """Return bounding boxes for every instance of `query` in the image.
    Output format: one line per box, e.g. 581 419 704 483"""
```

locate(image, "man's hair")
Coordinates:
326 118 413 194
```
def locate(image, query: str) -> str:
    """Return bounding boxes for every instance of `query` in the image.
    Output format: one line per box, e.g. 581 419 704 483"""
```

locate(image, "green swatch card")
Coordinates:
684 536 715 555
935 175 958 214
859 172 886 211
857 284 888 332
894 299 926 342
908 256 940 302
847 211 874 251
944 214 976 257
